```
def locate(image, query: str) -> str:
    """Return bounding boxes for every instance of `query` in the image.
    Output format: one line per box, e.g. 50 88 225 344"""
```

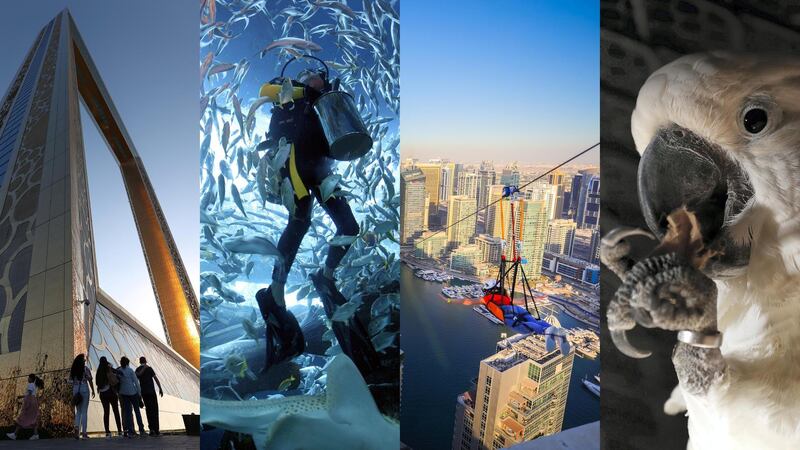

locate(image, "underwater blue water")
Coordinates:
400 265 600 449
198 3 400 435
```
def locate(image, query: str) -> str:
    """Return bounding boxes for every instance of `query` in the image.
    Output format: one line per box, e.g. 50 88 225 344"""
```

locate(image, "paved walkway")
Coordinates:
0 434 199 449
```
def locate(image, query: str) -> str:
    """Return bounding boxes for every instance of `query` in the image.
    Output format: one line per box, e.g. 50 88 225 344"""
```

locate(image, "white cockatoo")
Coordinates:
603 52 800 449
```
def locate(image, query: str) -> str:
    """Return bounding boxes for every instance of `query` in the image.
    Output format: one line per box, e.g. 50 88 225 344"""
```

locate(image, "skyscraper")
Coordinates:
441 161 457 203
453 162 464 193
401 169 428 243
447 195 477 248
504 199 549 278
547 219 577 255
414 231 448 259
560 173 574 219
499 162 520 186
569 168 600 229
451 333 574 450
0 10 199 432
520 199 549 278
476 161 496 221
570 227 600 264
457 171 479 199
449 244 484 276
416 162 442 224
548 170 567 220
526 181 559 221
475 234 503 266
485 184 506 239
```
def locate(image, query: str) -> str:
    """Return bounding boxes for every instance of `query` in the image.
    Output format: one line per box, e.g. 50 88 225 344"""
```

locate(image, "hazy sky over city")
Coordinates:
0 1 197 342
403 0 599 165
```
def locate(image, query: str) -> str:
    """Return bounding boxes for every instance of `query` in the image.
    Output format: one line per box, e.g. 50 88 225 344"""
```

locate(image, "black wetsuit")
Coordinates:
267 84 359 284
256 80 377 373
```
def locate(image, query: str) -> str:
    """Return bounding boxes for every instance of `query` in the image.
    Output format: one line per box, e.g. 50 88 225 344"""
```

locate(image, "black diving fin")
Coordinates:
256 287 305 372
311 270 381 375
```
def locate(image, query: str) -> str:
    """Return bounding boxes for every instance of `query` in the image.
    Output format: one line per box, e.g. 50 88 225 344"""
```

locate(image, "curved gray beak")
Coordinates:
637 126 753 270
609 126 754 359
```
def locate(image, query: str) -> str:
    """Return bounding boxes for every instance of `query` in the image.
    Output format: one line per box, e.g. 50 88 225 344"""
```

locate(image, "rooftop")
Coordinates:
486 334 562 371
506 421 599 450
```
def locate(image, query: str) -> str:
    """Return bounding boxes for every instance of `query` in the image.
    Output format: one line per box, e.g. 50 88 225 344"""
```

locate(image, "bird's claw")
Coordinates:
601 227 656 279
610 329 652 359
608 253 717 358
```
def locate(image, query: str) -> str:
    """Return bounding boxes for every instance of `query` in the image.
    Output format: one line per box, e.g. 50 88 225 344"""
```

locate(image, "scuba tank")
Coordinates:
280 56 373 161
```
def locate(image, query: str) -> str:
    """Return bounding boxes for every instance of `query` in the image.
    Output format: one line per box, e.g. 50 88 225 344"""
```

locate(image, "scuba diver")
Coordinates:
255 58 378 373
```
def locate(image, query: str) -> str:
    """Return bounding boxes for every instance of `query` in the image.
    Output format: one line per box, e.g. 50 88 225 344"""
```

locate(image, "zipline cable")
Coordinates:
414 142 599 245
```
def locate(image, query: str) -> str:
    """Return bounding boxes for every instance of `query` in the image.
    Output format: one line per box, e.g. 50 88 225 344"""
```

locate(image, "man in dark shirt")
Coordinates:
135 357 163 436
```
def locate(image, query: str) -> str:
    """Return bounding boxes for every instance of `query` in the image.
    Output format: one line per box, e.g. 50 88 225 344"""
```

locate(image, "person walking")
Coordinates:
95 356 123 438
5 374 44 440
116 356 146 438
69 354 95 440
135 356 163 436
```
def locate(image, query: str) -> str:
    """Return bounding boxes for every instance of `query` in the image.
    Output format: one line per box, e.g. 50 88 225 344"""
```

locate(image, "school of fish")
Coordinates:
198 0 400 406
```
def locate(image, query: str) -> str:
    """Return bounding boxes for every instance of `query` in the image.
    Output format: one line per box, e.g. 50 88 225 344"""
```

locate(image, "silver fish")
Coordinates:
222 235 283 258
231 184 248 217
217 173 226 209
260 37 322 55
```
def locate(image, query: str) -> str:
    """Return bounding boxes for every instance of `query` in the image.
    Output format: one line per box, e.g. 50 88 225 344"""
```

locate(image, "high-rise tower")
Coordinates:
451 333 574 450
446 195 477 249
0 11 199 373
401 169 428 243
569 168 600 230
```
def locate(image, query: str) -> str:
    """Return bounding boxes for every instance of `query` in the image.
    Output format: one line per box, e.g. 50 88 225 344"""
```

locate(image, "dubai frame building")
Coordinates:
0 11 199 431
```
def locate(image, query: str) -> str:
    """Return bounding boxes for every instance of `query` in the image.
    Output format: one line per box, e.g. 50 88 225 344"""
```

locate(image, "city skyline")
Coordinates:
402 156 600 289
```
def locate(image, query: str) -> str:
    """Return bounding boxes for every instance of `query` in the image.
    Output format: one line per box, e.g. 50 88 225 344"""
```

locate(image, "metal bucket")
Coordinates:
313 90 373 161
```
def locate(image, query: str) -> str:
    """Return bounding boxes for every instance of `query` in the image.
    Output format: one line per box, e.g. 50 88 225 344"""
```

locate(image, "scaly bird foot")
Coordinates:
608 252 717 358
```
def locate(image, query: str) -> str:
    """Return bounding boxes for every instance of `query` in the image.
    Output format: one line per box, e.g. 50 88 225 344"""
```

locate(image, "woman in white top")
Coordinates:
68 354 95 440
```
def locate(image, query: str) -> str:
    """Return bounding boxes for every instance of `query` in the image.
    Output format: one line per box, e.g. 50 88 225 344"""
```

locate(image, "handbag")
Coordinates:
107 368 119 388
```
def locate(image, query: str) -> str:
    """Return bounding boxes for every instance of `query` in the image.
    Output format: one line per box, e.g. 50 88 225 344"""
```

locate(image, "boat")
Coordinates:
582 376 600 397
594 374 600 383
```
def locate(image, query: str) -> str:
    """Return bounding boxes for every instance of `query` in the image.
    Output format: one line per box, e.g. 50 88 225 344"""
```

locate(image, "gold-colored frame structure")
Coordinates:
0 10 199 370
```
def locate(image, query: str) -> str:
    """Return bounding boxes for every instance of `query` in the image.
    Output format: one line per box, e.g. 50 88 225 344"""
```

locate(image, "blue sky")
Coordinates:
402 0 599 164
0 1 197 342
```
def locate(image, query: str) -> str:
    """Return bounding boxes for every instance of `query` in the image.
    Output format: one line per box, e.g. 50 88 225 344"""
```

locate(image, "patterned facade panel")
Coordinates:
0 18 59 355
67 47 98 356
0 28 45 182
88 301 199 403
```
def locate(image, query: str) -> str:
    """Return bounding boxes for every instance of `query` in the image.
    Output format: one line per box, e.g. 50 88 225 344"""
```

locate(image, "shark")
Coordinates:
200 354 399 450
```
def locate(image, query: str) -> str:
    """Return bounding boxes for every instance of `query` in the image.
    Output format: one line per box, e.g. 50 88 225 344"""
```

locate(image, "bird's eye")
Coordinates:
742 107 768 134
